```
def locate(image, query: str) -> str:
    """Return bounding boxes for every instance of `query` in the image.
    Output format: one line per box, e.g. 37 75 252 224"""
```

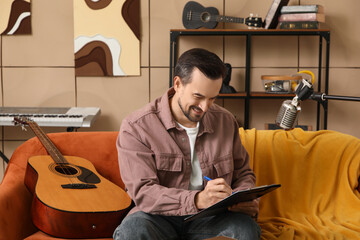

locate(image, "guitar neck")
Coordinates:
216 15 244 24
27 121 68 164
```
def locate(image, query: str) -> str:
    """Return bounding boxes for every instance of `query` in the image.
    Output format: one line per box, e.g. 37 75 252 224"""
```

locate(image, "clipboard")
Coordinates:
184 184 281 222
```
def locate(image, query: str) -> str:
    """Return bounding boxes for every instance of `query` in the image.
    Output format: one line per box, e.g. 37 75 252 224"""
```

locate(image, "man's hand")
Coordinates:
195 178 232 209
228 198 259 218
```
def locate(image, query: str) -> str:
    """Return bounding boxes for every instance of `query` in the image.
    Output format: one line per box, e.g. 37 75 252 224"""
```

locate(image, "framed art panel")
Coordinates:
0 0 31 35
74 0 140 76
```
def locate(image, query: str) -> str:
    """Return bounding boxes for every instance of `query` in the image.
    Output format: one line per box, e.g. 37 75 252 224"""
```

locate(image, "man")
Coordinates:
114 48 260 239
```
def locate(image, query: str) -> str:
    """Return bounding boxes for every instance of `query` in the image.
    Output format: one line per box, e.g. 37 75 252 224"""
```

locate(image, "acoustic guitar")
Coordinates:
14 117 132 238
183 1 263 29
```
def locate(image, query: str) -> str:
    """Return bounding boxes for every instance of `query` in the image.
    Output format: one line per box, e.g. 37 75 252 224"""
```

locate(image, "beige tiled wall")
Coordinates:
1 0 360 180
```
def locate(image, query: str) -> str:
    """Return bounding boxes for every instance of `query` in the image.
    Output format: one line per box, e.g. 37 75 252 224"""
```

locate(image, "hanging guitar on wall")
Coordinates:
182 1 263 29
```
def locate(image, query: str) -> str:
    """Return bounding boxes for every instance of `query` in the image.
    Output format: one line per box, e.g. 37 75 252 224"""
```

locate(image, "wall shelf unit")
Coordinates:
169 29 330 130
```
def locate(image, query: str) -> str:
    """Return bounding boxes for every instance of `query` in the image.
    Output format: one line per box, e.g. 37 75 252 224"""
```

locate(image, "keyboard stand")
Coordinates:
0 151 9 164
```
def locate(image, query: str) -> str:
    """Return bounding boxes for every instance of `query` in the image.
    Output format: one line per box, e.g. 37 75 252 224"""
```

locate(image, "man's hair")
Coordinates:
174 48 226 85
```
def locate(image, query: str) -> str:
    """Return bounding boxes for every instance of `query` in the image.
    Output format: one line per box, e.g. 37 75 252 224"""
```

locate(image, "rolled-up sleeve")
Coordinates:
117 119 199 216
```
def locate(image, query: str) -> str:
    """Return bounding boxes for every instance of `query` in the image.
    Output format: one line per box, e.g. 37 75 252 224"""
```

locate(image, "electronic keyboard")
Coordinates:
0 107 100 127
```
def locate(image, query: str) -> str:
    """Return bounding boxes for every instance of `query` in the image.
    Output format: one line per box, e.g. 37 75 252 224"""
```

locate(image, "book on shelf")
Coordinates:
264 0 290 29
280 4 324 14
278 13 325 23
279 21 327 29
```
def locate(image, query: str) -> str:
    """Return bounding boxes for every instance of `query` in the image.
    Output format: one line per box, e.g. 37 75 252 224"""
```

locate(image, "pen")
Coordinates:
203 176 212 181
204 176 235 194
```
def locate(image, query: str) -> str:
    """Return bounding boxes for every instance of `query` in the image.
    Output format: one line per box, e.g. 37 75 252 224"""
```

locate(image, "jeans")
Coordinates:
113 211 261 240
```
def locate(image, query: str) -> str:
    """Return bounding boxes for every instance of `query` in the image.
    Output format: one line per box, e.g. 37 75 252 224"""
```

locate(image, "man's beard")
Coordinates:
178 98 205 123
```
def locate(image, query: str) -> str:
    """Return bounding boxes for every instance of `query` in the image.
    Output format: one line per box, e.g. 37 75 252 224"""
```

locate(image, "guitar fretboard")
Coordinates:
216 15 244 23
27 121 68 164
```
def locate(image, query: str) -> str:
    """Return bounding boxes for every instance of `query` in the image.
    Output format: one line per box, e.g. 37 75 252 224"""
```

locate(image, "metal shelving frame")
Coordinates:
169 29 330 130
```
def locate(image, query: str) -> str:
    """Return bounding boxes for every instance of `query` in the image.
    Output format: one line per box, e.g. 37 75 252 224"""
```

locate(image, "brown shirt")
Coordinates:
117 88 256 216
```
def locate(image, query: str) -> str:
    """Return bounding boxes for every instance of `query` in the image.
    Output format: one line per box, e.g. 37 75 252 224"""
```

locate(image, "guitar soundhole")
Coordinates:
53 165 79 176
201 12 211 22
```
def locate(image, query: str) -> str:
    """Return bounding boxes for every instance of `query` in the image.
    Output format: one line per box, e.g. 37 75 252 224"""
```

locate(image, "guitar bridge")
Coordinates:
61 183 97 189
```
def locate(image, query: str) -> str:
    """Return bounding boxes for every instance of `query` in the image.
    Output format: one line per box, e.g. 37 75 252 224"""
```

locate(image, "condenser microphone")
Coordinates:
275 78 313 130
275 97 301 130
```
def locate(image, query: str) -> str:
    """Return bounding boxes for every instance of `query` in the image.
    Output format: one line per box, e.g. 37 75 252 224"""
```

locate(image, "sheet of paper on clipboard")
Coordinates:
184 184 281 222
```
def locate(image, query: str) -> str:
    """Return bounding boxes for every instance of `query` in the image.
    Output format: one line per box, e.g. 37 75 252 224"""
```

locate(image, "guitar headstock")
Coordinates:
245 15 263 28
13 117 32 126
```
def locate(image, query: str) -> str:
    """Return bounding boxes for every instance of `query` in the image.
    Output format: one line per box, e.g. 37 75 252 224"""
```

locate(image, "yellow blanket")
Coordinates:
239 128 360 239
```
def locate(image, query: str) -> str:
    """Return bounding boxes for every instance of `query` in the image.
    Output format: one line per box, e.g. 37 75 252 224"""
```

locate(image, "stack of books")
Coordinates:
278 5 326 29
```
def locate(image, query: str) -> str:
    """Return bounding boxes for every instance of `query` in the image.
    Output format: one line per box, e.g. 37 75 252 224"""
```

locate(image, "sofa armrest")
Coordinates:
0 163 37 240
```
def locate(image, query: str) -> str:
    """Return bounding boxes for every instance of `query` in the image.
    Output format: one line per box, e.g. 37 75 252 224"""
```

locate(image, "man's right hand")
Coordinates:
195 178 232 209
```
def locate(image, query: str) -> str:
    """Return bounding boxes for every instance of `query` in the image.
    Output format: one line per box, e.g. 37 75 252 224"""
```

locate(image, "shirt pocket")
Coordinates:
213 154 234 177
155 153 183 172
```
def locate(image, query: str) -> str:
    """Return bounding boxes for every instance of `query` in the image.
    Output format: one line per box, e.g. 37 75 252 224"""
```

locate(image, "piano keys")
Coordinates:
0 107 100 128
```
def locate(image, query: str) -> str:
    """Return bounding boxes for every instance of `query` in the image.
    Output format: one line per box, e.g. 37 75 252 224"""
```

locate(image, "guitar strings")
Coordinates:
30 121 79 185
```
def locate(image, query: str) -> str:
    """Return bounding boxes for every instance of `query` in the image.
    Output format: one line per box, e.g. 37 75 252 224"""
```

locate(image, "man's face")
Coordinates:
174 68 222 125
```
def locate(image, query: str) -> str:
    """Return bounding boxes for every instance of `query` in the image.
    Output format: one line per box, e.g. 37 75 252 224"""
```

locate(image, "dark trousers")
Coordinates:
113 211 261 240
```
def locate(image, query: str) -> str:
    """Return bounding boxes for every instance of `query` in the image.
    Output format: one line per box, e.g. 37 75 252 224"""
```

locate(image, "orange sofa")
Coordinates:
0 132 122 240
1 129 360 239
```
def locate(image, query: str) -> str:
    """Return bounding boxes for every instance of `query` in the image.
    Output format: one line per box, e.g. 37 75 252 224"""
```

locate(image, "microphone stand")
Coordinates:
310 93 360 102
309 92 360 130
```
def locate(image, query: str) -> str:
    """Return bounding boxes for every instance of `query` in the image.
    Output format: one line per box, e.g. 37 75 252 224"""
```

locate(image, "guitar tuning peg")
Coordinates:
249 13 254 18
21 125 27 131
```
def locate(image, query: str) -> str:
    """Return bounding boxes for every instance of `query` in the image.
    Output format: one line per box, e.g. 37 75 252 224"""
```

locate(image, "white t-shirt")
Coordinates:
177 122 203 190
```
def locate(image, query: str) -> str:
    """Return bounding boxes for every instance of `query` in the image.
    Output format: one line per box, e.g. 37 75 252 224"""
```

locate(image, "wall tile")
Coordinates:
2 0 74 67
3 67 75 107
224 0 270 30
223 99 246 127
150 68 169 102
178 36 224 62
150 0 224 67
224 36 247 68
77 68 150 132
300 0 360 67
140 0 150 67
327 68 360 136
225 0 300 68
252 36 298 67
228 68 246 92
2 67 76 139
225 37 299 69
299 36 328 68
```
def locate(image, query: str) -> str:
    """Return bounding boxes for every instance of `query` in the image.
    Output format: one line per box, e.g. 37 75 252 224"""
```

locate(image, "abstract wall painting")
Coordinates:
0 0 31 35
74 0 140 76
